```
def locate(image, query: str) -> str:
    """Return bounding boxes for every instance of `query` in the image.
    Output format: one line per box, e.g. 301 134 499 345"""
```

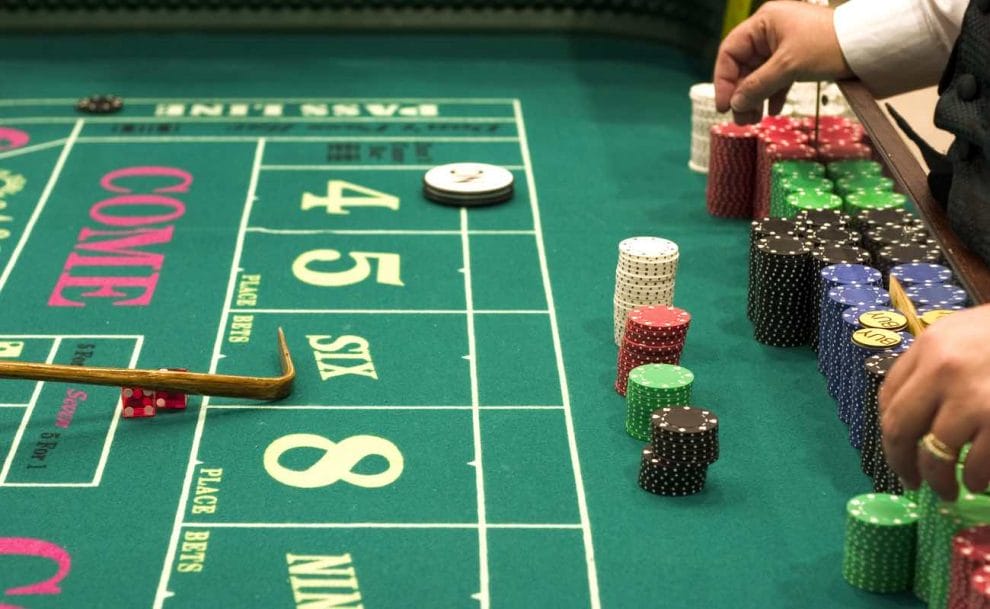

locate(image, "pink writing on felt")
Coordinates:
0 128 29 152
48 166 191 307
0 537 71 609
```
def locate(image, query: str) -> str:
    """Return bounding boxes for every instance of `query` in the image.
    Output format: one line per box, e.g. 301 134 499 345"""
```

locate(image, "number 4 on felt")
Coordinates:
301 180 400 215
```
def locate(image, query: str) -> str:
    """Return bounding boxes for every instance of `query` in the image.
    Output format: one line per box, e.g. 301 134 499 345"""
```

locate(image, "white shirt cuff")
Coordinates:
834 0 962 98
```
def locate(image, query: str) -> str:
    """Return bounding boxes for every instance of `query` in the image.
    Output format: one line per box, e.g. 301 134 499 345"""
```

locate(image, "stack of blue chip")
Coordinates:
819 283 887 383
843 325 913 450
889 262 953 287
905 284 968 309
835 306 895 423
813 264 882 353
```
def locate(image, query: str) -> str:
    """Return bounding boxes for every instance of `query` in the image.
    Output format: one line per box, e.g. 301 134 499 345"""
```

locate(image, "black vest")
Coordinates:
932 0 990 265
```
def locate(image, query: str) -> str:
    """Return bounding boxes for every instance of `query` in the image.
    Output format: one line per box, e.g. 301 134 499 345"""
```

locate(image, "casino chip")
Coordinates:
624 364 693 441
615 305 690 394
890 263 953 287
422 162 514 207
842 493 919 593
859 352 903 493
947 525 990 609
749 235 817 347
706 122 758 218
613 237 680 345
76 94 124 114
650 406 719 466
638 445 708 497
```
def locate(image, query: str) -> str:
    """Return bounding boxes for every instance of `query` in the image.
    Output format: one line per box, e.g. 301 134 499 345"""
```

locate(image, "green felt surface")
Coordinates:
0 33 920 609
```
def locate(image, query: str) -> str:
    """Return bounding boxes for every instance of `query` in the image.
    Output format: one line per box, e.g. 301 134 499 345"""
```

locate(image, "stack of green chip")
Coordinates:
771 174 833 218
769 160 826 218
913 484 940 602
927 493 990 609
785 191 843 217
624 364 693 441
826 159 883 181
842 493 920 593
835 174 894 198
844 191 908 215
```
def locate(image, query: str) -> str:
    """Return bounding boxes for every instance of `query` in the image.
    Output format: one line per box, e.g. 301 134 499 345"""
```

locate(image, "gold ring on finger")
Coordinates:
922 432 959 463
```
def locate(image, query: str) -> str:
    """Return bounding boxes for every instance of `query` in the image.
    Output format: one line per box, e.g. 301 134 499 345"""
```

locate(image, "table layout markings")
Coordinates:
230 308 549 315
461 206 490 609
91 335 145 487
245 228 535 236
261 165 526 171
515 99 602 609
154 137 266 609
0 119 82 297
0 338 61 485
0 97 519 106
0 335 144 488
207 404 565 411
181 522 584 530
0 137 69 160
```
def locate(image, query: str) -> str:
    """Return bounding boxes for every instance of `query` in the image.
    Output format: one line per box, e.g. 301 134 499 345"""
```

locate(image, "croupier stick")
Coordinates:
0 328 295 400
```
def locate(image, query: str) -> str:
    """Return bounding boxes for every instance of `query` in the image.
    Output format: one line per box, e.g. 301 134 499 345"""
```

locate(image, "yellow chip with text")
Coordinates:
852 328 903 350
920 309 957 327
858 310 908 332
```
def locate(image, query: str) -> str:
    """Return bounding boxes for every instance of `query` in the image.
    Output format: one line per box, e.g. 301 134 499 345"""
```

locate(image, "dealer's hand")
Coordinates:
880 304 990 501
713 1 854 124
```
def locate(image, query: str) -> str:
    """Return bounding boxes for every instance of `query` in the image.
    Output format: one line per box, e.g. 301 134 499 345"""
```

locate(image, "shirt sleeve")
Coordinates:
833 0 968 98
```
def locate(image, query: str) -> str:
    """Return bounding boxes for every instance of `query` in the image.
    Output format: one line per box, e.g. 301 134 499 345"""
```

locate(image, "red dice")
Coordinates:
121 387 156 418
154 369 188 410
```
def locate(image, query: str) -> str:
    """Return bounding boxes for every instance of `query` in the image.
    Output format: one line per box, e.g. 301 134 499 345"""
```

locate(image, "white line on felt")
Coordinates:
227 308 548 315
0 120 82 297
245 227 534 235
0 138 68 160
66 135 518 143
0 97 517 106
205 404 565 411
91 336 143 486
259 164 526 171
154 138 266 609
179 522 583 530
0 339 61 485
516 99 602 609
461 207 490 609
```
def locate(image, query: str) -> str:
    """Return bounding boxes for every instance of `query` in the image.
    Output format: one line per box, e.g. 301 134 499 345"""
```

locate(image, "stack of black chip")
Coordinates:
638 406 719 496
809 245 872 350
805 225 859 248
750 235 817 346
853 207 918 232
875 243 942 281
859 352 904 494
796 208 848 232
748 217 801 321
862 224 924 259
77 94 124 114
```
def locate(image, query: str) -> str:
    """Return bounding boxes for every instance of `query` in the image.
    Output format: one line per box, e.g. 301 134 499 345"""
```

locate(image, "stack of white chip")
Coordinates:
689 83 724 173
614 237 680 345
783 82 854 118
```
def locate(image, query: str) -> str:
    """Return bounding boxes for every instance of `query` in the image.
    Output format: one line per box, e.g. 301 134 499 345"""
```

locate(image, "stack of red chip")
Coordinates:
969 565 990 609
706 122 758 218
753 139 816 219
615 305 691 395
948 526 990 609
818 141 873 163
758 115 801 132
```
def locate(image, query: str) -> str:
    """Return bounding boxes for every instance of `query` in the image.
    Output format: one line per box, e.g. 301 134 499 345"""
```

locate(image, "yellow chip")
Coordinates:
858 310 908 332
920 309 957 327
851 328 902 350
